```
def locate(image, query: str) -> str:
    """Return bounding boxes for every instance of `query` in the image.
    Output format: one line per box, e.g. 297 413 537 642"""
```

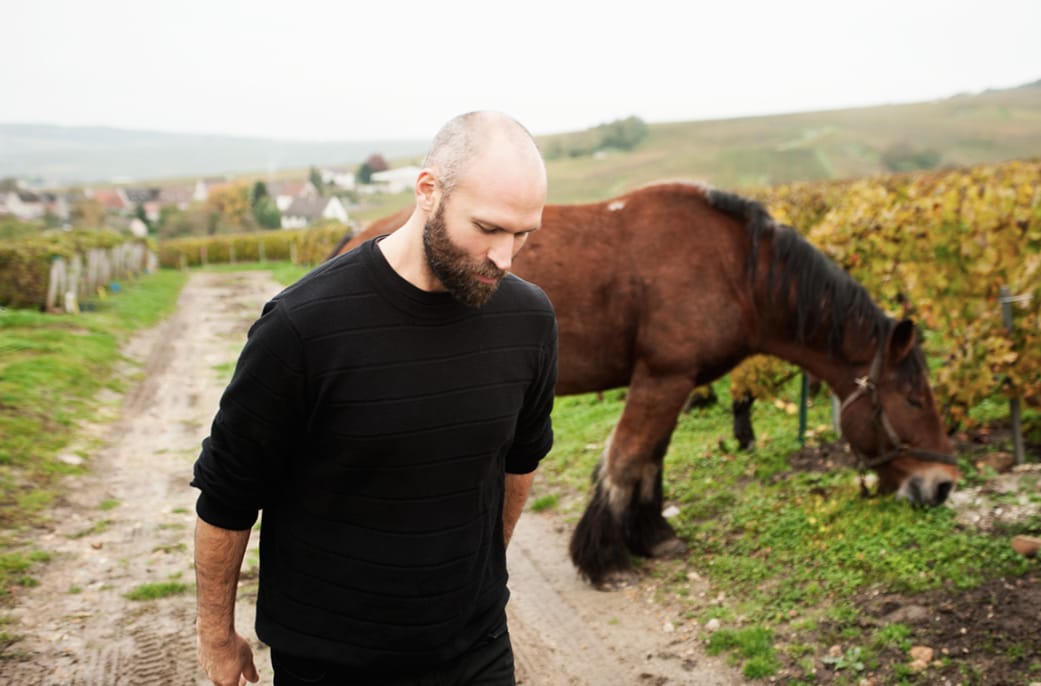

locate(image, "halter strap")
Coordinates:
838 348 959 475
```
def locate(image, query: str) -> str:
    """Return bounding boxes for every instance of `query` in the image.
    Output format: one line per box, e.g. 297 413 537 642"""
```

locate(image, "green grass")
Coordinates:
0 268 187 593
873 623 913 652
189 259 311 287
123 581 191 601
268 262 312 286
0 551 51 600
66 519 111 539
537 374 1034 680
529 494 558 513
707 625 781 678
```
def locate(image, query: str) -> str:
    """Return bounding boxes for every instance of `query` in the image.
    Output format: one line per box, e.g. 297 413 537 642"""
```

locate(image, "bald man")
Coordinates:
193 112 557 686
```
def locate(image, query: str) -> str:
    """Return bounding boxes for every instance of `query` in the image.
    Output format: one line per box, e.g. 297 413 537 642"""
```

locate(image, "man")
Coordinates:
193 111 557 686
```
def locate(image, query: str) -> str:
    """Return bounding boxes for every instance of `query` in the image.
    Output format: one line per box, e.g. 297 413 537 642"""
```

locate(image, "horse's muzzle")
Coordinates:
899 473 955 506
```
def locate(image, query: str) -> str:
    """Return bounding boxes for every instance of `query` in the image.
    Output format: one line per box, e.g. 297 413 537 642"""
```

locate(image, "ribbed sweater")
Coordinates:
192 237 557 673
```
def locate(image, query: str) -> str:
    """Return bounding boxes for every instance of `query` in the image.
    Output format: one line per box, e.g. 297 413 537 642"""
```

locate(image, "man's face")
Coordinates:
423 200 506 308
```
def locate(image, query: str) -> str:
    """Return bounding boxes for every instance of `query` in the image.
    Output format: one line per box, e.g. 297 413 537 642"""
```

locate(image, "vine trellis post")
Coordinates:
999 286 1030 465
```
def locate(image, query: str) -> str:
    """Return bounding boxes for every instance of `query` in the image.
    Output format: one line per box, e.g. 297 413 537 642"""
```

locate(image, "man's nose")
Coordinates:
488 235 514 271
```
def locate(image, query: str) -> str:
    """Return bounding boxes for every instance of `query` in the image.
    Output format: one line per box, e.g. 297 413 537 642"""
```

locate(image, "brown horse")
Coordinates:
332 182 960 586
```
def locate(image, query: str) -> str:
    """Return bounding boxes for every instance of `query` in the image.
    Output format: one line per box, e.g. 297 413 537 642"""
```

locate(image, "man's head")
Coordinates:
417 111 547 307
423 111 545 201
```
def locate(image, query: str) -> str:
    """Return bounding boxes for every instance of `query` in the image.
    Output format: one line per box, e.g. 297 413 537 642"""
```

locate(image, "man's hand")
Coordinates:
198 630 259 686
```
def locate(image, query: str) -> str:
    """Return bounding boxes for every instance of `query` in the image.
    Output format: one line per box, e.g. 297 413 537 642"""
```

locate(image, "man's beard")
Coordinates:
423 204 506 308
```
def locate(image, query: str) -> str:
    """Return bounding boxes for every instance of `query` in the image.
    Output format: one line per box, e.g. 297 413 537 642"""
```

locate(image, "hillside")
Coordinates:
2 80 1039 192
0 125 428 185
541 80 1041 202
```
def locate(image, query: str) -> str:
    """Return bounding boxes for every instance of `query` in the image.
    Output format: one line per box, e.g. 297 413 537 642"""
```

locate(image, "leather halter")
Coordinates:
838 348 959 474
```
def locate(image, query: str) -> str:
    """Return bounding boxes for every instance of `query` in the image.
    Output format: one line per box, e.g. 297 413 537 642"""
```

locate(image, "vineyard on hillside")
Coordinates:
740 159 1041 431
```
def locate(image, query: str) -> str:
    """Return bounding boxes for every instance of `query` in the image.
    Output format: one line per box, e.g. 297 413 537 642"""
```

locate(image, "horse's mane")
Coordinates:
705 188 896 361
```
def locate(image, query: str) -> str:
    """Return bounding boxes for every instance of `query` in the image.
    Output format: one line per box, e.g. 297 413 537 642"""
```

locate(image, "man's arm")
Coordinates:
503 471 536 548
194 518 259 686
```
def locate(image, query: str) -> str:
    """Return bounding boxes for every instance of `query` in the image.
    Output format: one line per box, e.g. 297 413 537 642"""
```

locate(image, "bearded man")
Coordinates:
193 111 557 686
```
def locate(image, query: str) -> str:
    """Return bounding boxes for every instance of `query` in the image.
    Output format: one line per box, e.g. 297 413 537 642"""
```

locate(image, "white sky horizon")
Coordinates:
2 0 1040 142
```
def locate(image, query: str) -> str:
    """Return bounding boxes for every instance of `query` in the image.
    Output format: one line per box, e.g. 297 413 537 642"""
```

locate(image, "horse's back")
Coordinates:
518 183 753 392
333 183 755 393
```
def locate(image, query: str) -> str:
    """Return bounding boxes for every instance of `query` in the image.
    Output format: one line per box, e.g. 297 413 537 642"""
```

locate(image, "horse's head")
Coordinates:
839 319 960 506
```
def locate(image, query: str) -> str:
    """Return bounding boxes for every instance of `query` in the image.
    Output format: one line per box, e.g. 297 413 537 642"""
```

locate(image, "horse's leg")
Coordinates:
732 395 756 450
569 372 692 588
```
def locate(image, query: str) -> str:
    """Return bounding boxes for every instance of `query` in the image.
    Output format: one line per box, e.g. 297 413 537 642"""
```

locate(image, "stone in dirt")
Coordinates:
908 645 933 673
1012 535 1041 558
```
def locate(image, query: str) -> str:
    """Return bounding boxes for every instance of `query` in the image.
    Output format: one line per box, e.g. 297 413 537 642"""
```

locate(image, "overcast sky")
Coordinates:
3 0 1039 142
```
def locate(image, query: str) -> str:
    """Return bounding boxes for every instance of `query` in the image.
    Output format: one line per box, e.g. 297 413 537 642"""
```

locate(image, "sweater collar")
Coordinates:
362 236 475 321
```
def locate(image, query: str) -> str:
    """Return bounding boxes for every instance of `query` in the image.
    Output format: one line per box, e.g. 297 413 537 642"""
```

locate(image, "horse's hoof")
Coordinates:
594 569 640 591
649 536 687 558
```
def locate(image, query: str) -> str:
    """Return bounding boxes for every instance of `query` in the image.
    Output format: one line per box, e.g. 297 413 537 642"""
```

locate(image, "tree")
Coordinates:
309 167 325 196
365 153 389 173
205 182 254 233
357 153 389 185
70 198 106 228
541 116 648 160
253 195 282 229
157 204 211 239
598 116 648 151
251 180 269 204
134 204 154 234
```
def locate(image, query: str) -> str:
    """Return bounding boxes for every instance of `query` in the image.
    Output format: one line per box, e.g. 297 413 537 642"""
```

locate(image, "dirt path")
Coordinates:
0 270 743 686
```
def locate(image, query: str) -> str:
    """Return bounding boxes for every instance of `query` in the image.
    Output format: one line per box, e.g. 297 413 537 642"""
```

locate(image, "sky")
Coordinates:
3 0 1040 142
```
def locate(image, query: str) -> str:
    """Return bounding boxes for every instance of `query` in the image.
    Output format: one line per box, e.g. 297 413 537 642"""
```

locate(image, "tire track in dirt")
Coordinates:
507 513 742 685
0 271 280 686
0 269 745 686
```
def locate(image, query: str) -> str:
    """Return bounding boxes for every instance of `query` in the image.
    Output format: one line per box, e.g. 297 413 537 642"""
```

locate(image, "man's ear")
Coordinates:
415 169 439 213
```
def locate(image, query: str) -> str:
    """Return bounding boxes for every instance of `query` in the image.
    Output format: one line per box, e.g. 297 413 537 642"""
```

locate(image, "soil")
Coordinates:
785 434 1041 685
0 271 745 686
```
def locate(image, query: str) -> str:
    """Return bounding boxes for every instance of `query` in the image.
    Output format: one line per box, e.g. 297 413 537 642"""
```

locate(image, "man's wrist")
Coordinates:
196 617 236 646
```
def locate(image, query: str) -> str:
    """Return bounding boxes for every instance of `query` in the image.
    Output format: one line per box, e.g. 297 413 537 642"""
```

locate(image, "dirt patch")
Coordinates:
0 271 744 686
850 572 1041 685
0 271 279 686
781 428 1041 685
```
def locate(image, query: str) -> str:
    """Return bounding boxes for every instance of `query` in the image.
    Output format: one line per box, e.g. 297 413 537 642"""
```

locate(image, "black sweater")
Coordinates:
192 237 557 673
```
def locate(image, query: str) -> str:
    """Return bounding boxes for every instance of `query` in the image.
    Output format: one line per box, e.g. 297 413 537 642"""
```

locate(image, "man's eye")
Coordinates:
906 397 923 409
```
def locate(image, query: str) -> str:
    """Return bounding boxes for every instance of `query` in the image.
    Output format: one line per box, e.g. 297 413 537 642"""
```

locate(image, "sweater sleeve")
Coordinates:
192 299 307 530
504 315 558 474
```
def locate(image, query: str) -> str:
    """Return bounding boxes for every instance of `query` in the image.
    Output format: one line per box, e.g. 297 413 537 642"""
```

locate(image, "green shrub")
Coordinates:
0 229 146 309
157 223 351 269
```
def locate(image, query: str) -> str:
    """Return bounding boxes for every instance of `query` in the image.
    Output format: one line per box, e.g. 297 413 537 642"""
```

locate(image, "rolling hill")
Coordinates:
1 79 1039 194
0 125 428 186
539 79 1041 202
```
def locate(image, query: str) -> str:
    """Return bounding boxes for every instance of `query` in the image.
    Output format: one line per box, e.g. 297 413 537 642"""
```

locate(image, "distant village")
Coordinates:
0 156 420 238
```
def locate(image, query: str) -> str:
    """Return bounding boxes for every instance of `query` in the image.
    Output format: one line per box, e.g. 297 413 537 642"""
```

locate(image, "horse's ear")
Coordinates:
887 319 916 364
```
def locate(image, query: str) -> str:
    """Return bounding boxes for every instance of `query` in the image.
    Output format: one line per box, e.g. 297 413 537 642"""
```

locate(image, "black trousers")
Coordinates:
270 629 515 686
